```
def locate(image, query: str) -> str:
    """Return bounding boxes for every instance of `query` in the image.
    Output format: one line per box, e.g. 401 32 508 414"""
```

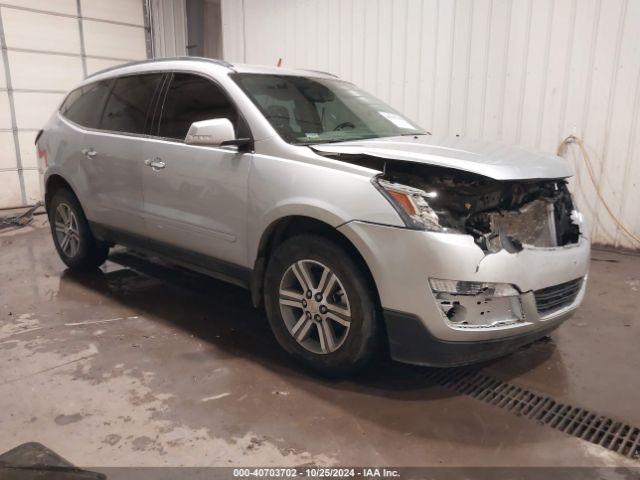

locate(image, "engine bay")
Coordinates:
320 152 581 252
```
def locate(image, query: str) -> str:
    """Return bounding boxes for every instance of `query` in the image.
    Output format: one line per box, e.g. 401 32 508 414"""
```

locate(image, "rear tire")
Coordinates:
264 234 379 377
48 189 109 271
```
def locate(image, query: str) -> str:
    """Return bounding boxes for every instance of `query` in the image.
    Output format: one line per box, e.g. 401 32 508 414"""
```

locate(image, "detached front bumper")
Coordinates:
337 221 590 366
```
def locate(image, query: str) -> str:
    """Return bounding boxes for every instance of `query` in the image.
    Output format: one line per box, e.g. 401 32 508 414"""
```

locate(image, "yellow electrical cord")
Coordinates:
557 135 640 246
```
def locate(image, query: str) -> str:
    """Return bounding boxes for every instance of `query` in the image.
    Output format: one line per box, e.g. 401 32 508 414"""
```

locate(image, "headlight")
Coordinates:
374 177 453 231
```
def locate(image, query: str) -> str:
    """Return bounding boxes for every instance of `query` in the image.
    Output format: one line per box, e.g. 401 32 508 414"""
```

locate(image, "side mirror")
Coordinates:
184 118 253 151
185 118 235 146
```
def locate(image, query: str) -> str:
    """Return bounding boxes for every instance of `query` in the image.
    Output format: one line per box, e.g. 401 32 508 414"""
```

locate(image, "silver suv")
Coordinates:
38 57 590 375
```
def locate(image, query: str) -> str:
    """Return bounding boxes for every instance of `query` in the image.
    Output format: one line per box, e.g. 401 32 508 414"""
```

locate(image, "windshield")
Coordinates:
231 73 425 145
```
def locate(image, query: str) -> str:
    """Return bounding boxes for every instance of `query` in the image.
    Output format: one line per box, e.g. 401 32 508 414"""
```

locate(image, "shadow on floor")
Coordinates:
57 249 557 397
44 249 578 452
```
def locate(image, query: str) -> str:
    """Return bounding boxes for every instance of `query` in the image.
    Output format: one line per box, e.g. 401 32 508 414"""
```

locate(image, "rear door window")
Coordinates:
100 73 163 135
60 80 111 129
157 73 240 140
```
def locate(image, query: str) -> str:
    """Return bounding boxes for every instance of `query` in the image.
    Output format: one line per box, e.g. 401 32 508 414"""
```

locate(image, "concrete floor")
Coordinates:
0 216 639 468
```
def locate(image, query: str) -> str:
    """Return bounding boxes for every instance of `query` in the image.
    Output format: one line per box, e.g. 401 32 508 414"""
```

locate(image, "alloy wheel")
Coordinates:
54 203 80 258
278 259 352 354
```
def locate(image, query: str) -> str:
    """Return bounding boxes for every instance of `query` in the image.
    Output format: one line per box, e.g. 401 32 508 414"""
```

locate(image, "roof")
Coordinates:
86 57 339 81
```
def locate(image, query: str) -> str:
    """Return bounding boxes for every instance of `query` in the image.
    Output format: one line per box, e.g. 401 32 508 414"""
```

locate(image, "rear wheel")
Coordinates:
264 235 379 376
48 189 109 270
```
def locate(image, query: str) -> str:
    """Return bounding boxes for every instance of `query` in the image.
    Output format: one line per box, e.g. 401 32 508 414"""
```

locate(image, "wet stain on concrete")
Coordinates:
103 434 121 446
54 413 85 426
131 436 155 452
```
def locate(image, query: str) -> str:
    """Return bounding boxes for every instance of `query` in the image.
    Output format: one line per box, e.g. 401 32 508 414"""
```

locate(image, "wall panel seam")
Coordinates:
429 0 440 131
462 0 474 135
375 0 380 100
580 0 602 139
515 0 533 143
400 0 409 114
535 0 555 148
415 0 425 124
142 0 153 58
241 0 246 62
360 0 365 91
592 0 629 245
0 167 38 173
0 3 146 29
351 0 356 85
0 6 25 205
557 0 578 142
0 46 146 63
0 88 68 94
387 1 394 102
445 0 457 133
76 0 88 77
478 0 493 137
497 0 512 140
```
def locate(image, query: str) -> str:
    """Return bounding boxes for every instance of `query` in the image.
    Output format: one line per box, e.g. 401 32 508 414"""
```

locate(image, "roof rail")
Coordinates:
86 56 234 79
298 69 339 78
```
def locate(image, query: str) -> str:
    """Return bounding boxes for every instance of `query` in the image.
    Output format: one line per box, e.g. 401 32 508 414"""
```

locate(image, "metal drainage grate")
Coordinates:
424 369 640 460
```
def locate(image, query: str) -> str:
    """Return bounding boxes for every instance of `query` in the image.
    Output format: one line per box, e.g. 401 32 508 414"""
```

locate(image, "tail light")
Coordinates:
35 130 47 168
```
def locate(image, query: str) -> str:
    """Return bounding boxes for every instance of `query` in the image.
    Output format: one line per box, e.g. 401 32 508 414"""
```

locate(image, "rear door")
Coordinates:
141 72 252 268
80 73 164 235
58 80 112 221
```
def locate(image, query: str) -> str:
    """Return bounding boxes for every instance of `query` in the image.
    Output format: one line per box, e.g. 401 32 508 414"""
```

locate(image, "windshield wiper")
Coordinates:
296 139 342 146
297 135 380 146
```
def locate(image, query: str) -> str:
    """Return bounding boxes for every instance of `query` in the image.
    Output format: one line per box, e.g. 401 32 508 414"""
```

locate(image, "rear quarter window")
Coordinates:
60 73 163 135
60 80 111 129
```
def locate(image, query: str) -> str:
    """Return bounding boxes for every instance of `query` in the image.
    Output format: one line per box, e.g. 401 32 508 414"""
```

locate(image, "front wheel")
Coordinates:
264 235 380 376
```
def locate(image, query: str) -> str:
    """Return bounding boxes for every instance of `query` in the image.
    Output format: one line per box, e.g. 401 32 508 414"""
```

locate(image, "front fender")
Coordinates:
247 200 349 266
245 151 404 267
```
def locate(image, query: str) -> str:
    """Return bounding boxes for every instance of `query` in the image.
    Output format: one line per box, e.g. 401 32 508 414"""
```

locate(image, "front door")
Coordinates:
141 73 252 268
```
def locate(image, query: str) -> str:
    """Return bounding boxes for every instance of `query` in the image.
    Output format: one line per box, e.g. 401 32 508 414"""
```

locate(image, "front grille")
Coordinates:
534 278 583 314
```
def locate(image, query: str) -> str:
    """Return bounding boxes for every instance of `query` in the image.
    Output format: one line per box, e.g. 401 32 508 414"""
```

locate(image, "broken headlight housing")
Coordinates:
429 278 525 328
374 178 458 232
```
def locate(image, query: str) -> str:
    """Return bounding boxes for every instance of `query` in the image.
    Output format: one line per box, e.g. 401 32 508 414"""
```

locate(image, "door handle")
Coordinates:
144 158 166 171
81 148 97 159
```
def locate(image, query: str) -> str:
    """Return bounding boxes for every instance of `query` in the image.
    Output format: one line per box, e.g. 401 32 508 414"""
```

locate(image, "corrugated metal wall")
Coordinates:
150 0 188 57
221 0 640 249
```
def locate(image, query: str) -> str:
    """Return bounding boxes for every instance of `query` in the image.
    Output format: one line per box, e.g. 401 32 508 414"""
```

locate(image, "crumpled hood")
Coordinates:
311 135 572 180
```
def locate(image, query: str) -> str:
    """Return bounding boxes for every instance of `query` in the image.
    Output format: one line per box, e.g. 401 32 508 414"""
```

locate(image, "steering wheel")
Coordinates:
333 121 355 131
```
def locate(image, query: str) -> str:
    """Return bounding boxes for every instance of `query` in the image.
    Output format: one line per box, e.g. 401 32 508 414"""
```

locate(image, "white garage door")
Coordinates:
0 0 149 209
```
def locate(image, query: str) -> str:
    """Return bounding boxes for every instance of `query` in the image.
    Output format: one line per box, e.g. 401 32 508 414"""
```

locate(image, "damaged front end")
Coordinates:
315 144 590 337
368 160 582 254
320 152 587 329
371 160 585 329
376 159 585 330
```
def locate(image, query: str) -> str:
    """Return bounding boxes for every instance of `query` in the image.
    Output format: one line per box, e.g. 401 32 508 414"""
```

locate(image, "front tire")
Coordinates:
48 189 109 271
264 234 379 376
